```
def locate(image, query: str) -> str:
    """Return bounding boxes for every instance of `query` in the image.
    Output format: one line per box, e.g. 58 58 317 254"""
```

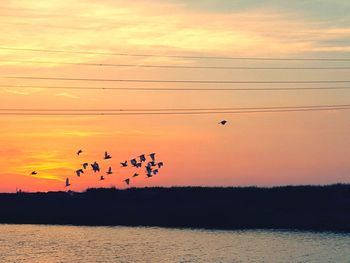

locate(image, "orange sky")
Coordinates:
1 0 350 192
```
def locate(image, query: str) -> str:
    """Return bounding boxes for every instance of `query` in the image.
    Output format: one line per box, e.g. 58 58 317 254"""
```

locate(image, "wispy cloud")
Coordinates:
4 89 32 95
14 151 75 182
2 88 42 96
0 0 349 65
55 92 80 99
29 173 65 182
7 130 106 138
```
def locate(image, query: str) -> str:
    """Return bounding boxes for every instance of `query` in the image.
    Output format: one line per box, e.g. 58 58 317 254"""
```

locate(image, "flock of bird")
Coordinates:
68 150 164 187
30 120 227 188
31 151 165 188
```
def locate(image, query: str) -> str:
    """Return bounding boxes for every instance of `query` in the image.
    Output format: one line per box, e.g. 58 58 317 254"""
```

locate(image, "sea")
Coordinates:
0 224 349 262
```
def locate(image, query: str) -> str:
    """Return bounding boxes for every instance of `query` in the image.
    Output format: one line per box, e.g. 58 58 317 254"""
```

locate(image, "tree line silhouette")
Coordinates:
0 184 349 232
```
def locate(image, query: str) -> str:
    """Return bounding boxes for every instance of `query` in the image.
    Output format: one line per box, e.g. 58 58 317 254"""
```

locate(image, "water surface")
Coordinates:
0 225 349 262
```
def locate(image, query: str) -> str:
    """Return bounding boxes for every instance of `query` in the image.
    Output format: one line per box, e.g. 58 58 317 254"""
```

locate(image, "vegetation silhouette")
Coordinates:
0 184 349 232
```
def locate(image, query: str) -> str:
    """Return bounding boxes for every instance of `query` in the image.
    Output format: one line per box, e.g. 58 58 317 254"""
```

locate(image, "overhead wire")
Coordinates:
1 108 350 116
1 47 350 61
2 84 350 91
3 76 350 84
2 60 350 70
2 104 350 112
1 104 350 116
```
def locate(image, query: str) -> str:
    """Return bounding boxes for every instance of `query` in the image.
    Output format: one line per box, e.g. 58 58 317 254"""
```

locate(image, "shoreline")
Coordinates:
1 221 349 234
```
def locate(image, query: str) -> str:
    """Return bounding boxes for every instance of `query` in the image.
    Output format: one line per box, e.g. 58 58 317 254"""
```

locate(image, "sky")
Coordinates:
0 0 350 192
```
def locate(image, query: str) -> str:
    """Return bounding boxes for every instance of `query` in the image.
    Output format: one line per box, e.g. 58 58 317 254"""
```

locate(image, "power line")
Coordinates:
2 84 350 91
1 107 349 116
3 60 350 70
2 104 350 112
3 76 350 84
1 47 350 62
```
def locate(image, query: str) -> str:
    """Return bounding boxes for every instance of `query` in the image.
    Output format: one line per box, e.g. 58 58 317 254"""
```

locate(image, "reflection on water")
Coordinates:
0 224 349 263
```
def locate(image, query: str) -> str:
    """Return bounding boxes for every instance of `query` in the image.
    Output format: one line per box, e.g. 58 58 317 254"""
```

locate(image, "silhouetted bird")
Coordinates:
124 178 130 185
132 173 139 178
120 161 128 167
91 162 100 173
219 120 227 125
146 173 153 178
136 162 142 168
149 153 156 162
65 178 70 187
31 171 37 175
77 150 83 156
130 159 138 167
104 151 112 160
153 169 159 175
157 162 164 168
148 161 156 167
100 176 105 181
146 166 152 176
139 154 146 162
106 167 113 175
76 169 84 177
82 163 88 169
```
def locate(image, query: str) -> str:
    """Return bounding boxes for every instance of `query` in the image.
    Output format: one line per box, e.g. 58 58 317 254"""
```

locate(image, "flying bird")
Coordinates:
153 169 159 175
124 178 130 185
120 161 128 167
91 162 100 173
77 150 83 156
219 120 227 125
65 178 71 187
136 162 142 168
31 171 37 175
148 161 156 167
139 154 146 162
157 162 164 168
149 153 156 162
76 169 84 177
146 166 153 176
130 159 138 167
100 176 105 181
146 173 153 178
132 173 139 178
106 167 113 175
104 151 112 160
82 163 89 169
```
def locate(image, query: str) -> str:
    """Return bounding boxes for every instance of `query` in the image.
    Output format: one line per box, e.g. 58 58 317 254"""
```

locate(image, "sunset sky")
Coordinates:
1 0 350 192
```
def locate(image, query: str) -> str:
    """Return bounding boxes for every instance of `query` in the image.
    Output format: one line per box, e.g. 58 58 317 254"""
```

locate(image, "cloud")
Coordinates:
7 130 106 138
0 0 349 67
2 88 42 96
4 89 32 95
29 173 64 182
5 128 158 138
55 92 80 99
1 150 72 182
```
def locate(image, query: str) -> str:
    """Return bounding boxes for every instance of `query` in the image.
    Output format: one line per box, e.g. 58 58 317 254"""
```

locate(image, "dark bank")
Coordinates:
0 184 349 232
